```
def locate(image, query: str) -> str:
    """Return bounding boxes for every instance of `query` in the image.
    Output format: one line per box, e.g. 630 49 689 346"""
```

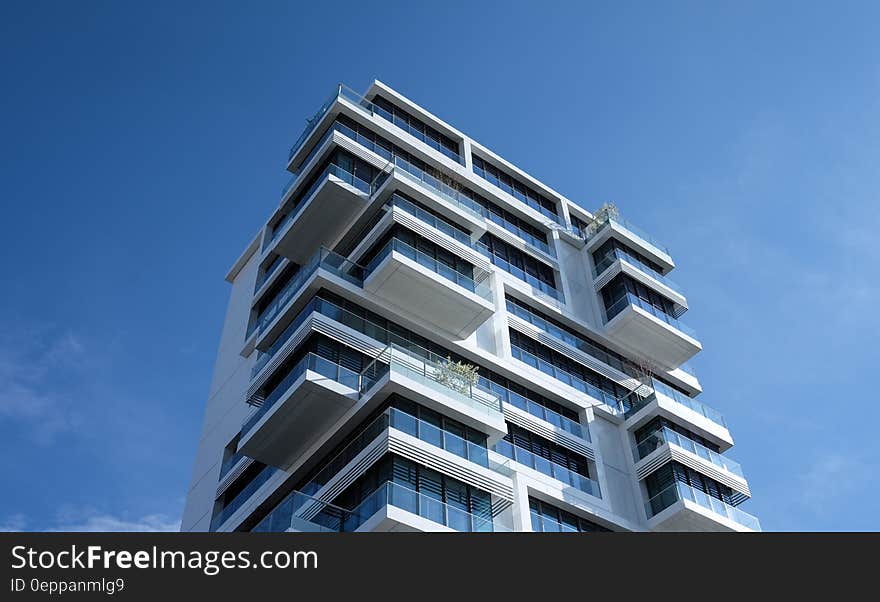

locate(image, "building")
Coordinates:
180 81 758 533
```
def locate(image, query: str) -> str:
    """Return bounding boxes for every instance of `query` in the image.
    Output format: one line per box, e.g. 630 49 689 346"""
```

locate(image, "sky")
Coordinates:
0 1 878 532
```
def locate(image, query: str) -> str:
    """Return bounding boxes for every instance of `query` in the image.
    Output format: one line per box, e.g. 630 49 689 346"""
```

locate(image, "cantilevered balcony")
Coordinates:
603 292 701 370
288 84 463 173
245 248 365 352
624 379 733 451
645 481 760 532
362 238 495 339
582 215 675 272
265 164 383 264
593 246 688 315
634 426 750 503
358 343 507 441
253 482 513 533
237 354 360 469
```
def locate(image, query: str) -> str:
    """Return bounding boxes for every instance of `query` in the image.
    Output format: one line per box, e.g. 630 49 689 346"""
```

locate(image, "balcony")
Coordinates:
210 464 281 531
254 482 512 533
645 482 760 532
603 292 701 370
288 84 462 172
593 247 687 316
625 379 732 451
362 238 495 338
358 343 507 441
510 344 628 415
634 426 750 503
266 164 381 263
494 439 601 500
247 248 365 349
237 353 360 469
582 215 674 272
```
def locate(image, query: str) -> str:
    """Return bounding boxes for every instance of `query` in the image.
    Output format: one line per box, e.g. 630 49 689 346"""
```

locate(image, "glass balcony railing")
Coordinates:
247 248 366 339
210 464 280 531
634 426 744 478
257 482 509 533
391 161 485 221
265 163 375 251
288 84 462 166
485 379 586 440
582 216 671 257
242 354 360 436
386 155 556 259
337 84 463 164
593 247 683 295
475 243 563 302
645 481 760 531
472 164 564 226
495 439 601 499
363 237 492 301
251 489 350 533
388 194 473 247
345 481 508 532
359 343 503 417
510 345 627 414
300 406 492 502
288 88 339 161
388 407 489 467
604 292 697 339
650 379 727 428
506 299 642 380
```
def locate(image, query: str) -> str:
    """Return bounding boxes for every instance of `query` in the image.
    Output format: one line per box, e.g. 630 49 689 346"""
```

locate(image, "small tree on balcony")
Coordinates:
582 202 619 237
436 356 480 395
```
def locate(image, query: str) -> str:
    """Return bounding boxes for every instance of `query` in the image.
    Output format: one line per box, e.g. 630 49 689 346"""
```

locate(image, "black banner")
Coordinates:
0 533 873 599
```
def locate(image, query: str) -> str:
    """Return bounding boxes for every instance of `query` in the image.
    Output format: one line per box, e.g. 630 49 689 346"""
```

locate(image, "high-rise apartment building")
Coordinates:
181 81 758 533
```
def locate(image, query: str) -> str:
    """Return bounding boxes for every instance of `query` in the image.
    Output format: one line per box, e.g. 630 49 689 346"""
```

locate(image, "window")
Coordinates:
601 273 679 320
478 234 558 293
645 462 735 507
509 330 632 402
592 238 664 274
529 498 611 533
472 155 559 220
371 95 461 160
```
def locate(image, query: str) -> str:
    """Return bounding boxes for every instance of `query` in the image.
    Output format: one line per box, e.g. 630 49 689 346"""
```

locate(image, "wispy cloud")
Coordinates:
0 512 180 533
0 327 88 444
797 453 873 518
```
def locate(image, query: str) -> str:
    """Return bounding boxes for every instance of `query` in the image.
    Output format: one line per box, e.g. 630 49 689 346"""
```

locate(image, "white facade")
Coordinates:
181 81 758 533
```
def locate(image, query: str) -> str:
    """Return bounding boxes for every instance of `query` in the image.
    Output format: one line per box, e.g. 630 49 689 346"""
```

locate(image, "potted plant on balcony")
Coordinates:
436 357 480 396
582 202 619 237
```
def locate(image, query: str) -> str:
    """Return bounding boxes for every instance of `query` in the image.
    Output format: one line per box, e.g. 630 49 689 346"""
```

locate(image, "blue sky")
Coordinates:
1 1 877 531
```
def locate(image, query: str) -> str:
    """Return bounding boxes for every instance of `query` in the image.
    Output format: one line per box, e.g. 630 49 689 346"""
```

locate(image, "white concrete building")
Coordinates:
181 81 758 533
